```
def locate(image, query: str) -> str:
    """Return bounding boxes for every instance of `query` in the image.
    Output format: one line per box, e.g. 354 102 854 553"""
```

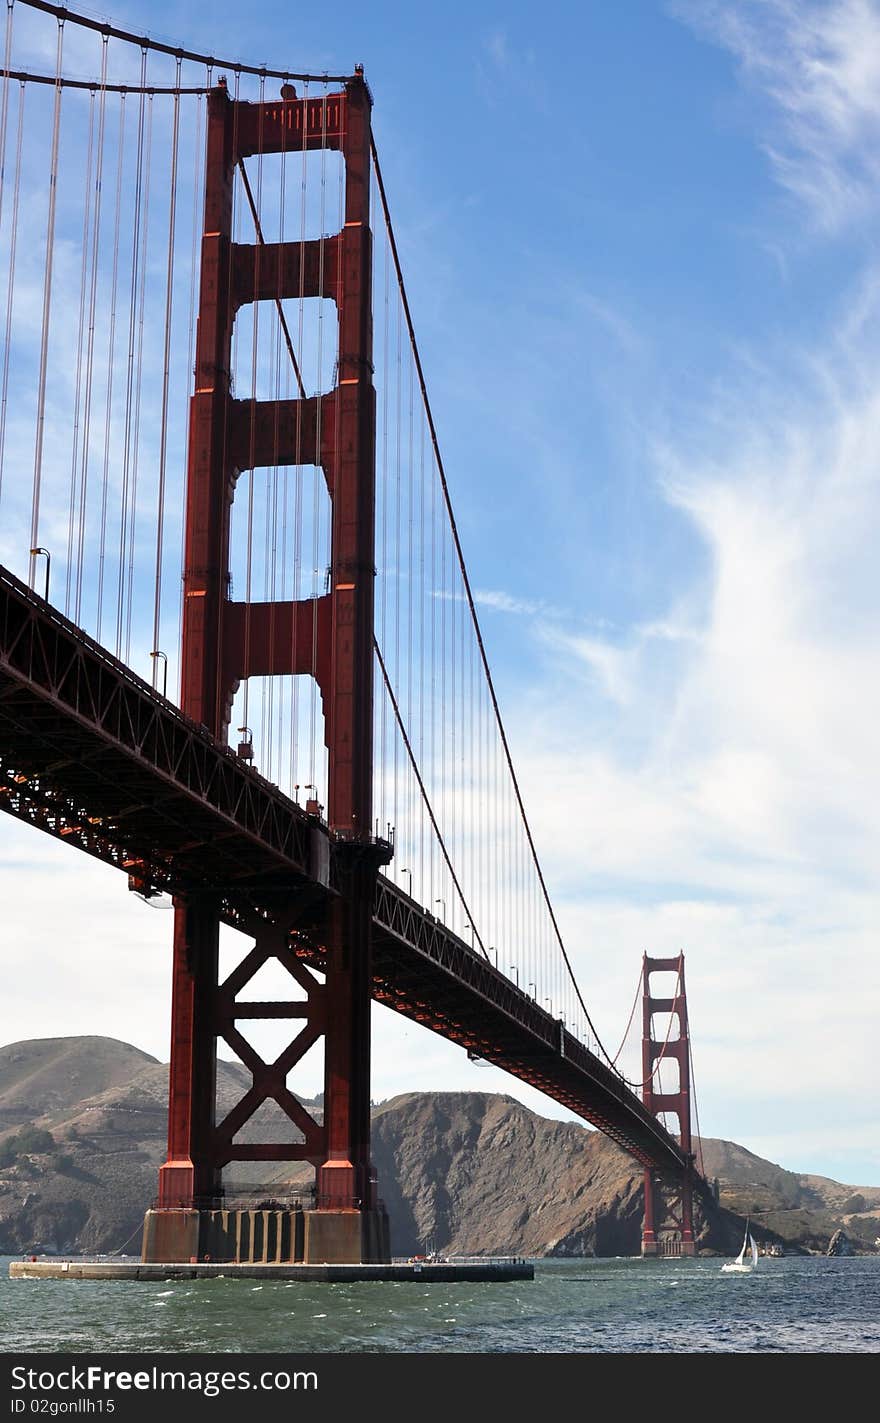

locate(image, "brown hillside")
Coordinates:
0 1037 157 1130
0 1037 876 1259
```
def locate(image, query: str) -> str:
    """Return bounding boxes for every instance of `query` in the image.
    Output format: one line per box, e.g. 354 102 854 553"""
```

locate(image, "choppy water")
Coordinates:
1 1255 878 1353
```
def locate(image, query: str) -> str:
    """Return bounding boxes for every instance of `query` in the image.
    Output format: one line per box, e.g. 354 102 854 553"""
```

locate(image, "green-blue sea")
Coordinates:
2 1255 878 1353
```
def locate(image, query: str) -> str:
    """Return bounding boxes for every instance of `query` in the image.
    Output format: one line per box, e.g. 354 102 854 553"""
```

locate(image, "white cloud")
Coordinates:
573 289 645 358
545 628 636 708
474 587 551 618
485 29 511 72
672 0 880 229
492 278 880 1179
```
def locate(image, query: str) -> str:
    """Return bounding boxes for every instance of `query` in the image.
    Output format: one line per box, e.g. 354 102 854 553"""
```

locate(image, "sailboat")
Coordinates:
721 1218 759 1273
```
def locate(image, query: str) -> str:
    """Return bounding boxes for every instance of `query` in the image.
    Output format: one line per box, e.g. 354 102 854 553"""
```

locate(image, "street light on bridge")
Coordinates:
510 964 519 986
29 547 50 602
149 650 168 697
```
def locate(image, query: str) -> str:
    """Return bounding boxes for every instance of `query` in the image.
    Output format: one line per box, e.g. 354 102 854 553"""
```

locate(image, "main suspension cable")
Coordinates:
0 68 209 93
688 1031 705 1177
610 963 644 1068
17 1 356 83
374 638 489 960
369 135 620 1070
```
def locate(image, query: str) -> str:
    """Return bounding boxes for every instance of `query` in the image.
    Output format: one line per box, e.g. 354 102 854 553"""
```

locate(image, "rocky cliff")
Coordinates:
0 1036 877 1258
371 1090 650 1257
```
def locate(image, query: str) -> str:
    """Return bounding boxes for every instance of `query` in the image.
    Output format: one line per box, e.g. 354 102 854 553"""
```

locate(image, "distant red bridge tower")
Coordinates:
641 953 697 1257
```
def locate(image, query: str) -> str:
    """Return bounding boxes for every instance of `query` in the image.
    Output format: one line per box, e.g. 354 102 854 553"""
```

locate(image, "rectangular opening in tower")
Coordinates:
232 296 338 403
235 150 345 249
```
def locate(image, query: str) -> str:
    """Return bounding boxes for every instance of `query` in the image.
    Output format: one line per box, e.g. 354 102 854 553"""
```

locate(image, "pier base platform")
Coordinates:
140 1206 391 1265
9 1258 533 1283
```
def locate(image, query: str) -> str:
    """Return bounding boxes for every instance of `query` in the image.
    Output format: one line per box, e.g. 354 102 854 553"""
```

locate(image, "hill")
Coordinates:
699 1139 880 1255
0 1037 158 1129
0 1036 876 1258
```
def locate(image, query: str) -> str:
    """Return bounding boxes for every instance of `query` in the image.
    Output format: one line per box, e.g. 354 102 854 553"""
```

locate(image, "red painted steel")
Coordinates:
157 71 382 1213
0 561 701 1178
641 952 696 1255
0 562 699 1176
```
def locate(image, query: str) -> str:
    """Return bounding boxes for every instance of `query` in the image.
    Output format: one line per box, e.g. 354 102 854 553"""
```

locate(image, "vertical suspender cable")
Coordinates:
0 2 15 223
65 85 96 614
124 86 153 663
0 77 23 505
218 68 241 734
75 34 109 623
418 409 425 896
393 291 401 847
380 215 389 831
242 74 266 747
370 137 621 1064
152 58 182 687
688 1034 705 1177
0 0 13 504
97 92 125 641
266 97 287 783
178 77 205 695
29 16 64 592
115 46 147 653
373 638 487 958
291 78 308 787
309 88 328 790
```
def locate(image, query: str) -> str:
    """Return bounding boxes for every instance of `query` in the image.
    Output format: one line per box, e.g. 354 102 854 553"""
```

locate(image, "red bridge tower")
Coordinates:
142 71 390 1265
641 953 697 1257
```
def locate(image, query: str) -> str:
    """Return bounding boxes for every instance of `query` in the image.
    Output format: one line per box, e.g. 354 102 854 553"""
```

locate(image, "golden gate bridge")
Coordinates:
0 0 708 1263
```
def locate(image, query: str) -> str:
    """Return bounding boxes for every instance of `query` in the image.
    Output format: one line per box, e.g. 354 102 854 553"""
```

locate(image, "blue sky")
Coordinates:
2 0 879 1186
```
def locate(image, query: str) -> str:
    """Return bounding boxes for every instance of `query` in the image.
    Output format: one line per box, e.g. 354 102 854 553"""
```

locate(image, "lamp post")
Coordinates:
510 964 519 987
29 547 50 601
149 650 168 697
401 867 412 896
434 898 446 921
528 982 536 999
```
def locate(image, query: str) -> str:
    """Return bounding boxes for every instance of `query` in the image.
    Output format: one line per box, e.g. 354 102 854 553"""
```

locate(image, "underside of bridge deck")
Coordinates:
0 559 699 1215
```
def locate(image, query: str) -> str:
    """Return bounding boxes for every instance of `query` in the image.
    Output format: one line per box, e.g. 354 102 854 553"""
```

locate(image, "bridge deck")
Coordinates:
0 564 317 893
0 563 695 1181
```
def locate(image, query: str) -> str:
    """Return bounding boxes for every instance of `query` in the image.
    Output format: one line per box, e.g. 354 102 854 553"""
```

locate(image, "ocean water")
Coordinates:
1 1255 878 1354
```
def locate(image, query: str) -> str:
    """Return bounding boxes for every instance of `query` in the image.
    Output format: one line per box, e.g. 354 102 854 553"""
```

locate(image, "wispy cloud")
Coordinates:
475 587 571 620
485 28 511 72
573 289 646 358
497 276 880 1174
672 0 880 229
475 24 546 113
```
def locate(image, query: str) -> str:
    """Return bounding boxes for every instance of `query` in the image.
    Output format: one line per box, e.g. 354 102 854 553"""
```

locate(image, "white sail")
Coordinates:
721 1219 757 1272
